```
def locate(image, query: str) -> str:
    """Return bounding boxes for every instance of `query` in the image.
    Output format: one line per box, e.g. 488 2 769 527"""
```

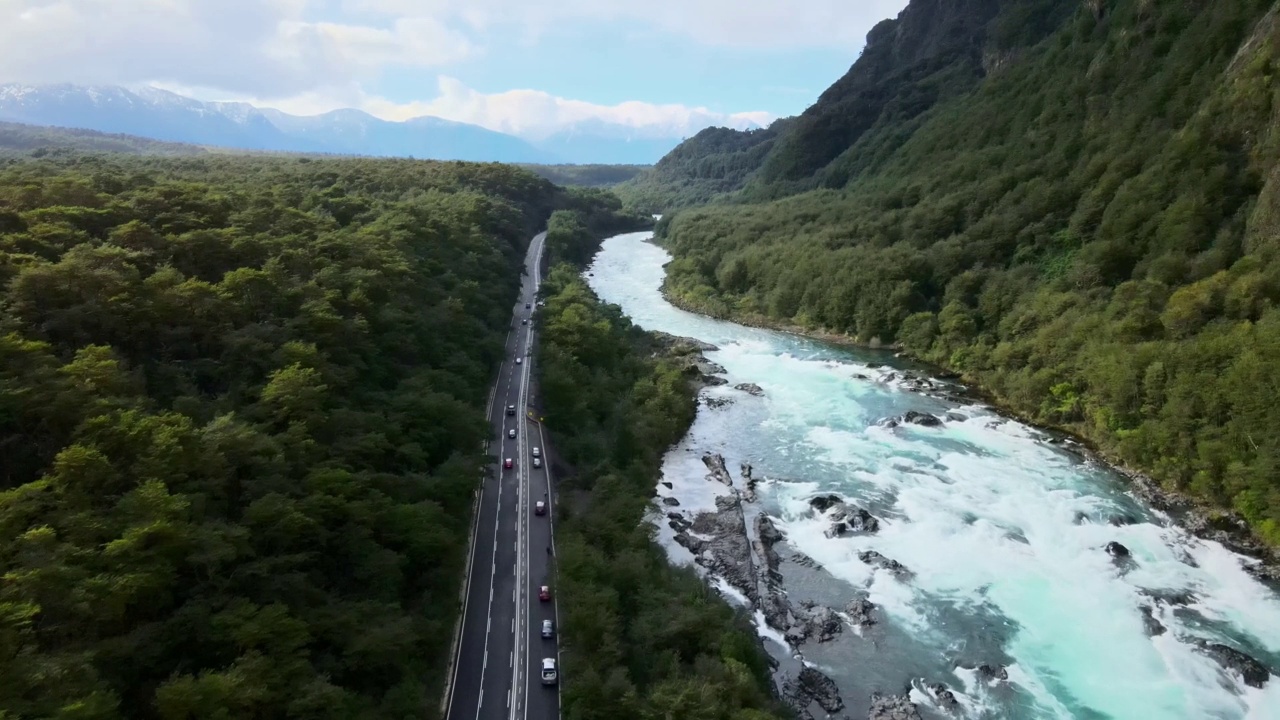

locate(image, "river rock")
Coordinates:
809 494 844 513
791 552 823 570
650 331 719 354
702 453 734 487
809 495 880 537
783 666 844 715
1138 605 1166 636
672 531 706 555
902 410 943 426
853 373 871 380
662 496 681 507
867 692 922 720
1140 588 1196 606
927 683 960 711
661 481 673 489
845 595 877 627
690 495 757 602
667 512 691 532
1108 513 1139 526
735 382 766 396
1105 541 1131 558
859 550 912 578
977 664 1009 682
788 601 843 644
703 396 733 409
740 463 759 502
1198 642 1272 689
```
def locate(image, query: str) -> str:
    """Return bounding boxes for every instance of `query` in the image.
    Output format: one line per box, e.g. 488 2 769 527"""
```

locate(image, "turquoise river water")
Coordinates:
585 231 1280 720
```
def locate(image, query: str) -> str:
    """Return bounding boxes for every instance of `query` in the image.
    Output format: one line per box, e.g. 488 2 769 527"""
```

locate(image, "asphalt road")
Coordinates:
444 231 561 720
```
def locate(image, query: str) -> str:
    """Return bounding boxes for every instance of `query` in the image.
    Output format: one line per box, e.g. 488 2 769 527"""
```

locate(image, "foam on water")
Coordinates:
588 232 1280 720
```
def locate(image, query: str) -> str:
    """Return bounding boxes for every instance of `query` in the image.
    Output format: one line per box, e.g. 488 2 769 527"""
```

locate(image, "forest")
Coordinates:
654 0 1280 544
534 265 785 720
0 152 621 718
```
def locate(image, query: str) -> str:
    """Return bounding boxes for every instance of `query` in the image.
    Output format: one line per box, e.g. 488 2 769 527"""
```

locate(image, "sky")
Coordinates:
0 0 909 139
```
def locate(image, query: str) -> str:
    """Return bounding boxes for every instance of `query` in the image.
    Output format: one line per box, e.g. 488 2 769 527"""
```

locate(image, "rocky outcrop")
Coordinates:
1138 604 1166 636
702 453 734 486
1198 642 1272 689
703 396 733 409
649 331 719 355
809 494 880 537
976 664 1009 682
883 410 944 428
867 692 922 720
662 496 680 506
783 666 844 717
735 382 765 396
1119 468 1280 581
690 495 757 600
845 595 878 627
859 550 912 578
786 602 843 644
740 463 759 502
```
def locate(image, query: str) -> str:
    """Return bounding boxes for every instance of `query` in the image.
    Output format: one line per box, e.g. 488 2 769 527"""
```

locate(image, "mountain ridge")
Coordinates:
0 83 710 164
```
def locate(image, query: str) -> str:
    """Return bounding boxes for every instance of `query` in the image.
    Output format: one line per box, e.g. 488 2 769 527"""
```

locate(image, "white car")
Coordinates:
541 658 558 685
516 357 523 365
541 619 554 638
508 428 516 439
532 447 541 458
533 457 542 468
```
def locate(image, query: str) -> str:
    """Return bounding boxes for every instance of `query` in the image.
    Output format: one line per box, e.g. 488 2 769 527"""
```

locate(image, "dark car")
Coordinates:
525 303 532 309
506 405 516 416
538 585 551 601
535 500 546 516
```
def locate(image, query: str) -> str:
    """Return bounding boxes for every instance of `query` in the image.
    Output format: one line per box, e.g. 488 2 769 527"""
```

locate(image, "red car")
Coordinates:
504 458 513 469
538 585 551 601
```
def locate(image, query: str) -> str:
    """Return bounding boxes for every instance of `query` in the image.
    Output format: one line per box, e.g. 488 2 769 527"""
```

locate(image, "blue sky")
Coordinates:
0 0 908 139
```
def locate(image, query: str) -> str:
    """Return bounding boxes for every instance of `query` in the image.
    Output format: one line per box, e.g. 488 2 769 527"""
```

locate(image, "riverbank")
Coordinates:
655 259 1280 584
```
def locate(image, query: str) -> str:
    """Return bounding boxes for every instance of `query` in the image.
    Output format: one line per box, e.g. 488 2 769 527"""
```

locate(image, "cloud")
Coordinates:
0 0 473 96
350 0 909 48
176 76 773 140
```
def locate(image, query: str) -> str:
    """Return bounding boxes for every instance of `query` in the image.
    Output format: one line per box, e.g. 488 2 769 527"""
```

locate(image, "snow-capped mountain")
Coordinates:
0 84 554 162
0 84 723 163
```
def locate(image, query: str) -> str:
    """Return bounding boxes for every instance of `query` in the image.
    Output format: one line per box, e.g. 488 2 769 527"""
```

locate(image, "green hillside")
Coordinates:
0 153 625 718
654 0 1280 545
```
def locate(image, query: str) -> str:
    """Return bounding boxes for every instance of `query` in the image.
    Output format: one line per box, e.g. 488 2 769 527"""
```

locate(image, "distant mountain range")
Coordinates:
0 84 710 164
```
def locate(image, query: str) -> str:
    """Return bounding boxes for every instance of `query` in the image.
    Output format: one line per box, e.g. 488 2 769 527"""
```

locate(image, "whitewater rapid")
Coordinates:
585 231 1280 720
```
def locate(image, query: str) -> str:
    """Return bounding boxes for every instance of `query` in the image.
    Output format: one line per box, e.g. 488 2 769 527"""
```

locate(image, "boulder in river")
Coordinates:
661 496 680 507
975 664 1009 683
783 666 844 715
702 453 734 487
927 683 960 711
786 602 843 644
867 692 923 720
1105 541 1131 558
809 494 880 537
734 382 765 396
859 550 912 578
845 595 877 627
902 410 944 427
1198 642 1272 689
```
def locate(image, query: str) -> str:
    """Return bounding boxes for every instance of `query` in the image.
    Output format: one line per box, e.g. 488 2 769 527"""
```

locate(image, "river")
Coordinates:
584 231 1280 720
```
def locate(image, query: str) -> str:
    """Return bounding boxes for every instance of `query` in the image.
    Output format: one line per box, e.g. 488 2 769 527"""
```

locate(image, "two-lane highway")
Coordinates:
444 231 561 720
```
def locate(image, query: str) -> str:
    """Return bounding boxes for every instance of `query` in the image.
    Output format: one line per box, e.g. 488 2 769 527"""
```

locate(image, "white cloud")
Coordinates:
0 0 473 96
349 0 909 48
179 76 772 139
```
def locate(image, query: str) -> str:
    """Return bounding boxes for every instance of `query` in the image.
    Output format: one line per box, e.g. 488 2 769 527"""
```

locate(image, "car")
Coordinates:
535 500 546 516
508 428 516 439
538 585 551 601
506 405 516 416
516 357 523 365
504 458 513 469
541 658 557 685
522 319 528 325
541 619 554 638
525 303 532 309
533 457 542 468
532 447 541 458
